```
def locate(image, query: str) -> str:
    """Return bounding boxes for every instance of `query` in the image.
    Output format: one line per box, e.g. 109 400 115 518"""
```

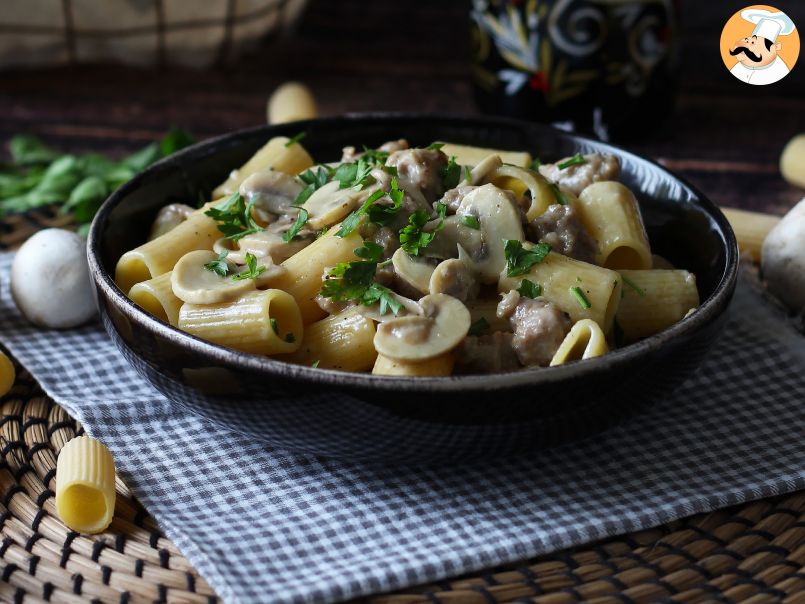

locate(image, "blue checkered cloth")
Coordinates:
1 251 804 604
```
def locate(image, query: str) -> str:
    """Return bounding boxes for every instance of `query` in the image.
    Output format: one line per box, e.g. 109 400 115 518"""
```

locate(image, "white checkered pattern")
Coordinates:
0 252 803 604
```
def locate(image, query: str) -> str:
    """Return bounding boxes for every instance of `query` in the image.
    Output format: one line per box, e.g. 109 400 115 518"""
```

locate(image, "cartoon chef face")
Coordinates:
730 34 781 68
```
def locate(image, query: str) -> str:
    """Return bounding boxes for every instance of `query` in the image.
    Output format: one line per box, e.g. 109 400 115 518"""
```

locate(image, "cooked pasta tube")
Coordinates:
372 352 454 376
466 299 510 333
128 272 183 326
281 309 377 371
263 230 364 324
577 182 652 270
498 252 622 332
214 136 314 197
436 142 532 168
115 208 220 294
722 207 780 262
178 289 303 355
55 436 116 534
616 269 699 340
490 164 556 221
550 319 609 366
0 350 15 397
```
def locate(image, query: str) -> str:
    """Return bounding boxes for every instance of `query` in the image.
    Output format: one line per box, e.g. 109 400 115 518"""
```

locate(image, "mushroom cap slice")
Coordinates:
391 248 436 295
456 183 524 282
304 180 364 229
171 250 255 304
239 168 305 215
429 258 477 302
373 293 471 362
469 154 503 184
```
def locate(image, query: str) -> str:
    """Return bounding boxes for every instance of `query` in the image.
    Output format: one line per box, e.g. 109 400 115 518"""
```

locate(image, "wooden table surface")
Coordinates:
0 0 804 216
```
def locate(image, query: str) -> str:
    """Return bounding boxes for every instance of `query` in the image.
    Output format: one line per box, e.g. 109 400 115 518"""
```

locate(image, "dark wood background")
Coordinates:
0 0 803 215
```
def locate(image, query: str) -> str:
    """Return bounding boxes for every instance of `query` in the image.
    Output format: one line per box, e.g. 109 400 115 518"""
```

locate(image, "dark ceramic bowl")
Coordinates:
87 114 738 462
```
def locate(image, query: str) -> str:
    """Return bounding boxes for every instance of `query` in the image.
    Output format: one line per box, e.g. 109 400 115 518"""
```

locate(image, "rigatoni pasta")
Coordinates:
118 136 699 375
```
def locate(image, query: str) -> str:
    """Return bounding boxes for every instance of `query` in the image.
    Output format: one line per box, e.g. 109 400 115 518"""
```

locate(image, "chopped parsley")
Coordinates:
360 146 391 166
504 240 551 277
333 156 375 191
270 318 280 336
399 201 447 256
425 142 445 151
336 189 386 238
283 207 309 242
232 252 266 282
316 226 329 239
440 155 461 189
549 183 568 206
204 192 264 241
570 286 591 309
517 279 542 299
295 166 329 205
284 132 307 147
367 176 404 226
203 250 230 277
319 242 402 315
464 165 472 182
468 317 490 337
311 360 320 368
557 153 587 170
529 157 542 171
284 333 296 343
622 275 646 297
459 214 480 230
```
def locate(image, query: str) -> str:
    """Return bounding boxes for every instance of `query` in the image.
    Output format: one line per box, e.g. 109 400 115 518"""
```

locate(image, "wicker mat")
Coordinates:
0 353 801 603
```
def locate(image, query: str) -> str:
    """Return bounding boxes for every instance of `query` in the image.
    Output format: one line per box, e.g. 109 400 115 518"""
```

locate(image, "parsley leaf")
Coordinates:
283 207 309 242
354 240 384 262
504 240 551 277
311 360 320 368
360 146 390 166
232 252 266 281
557 153 587 170
549 183 568 205
463 165 472 183
529 157 542 171
570 286 592 309
399 201 447 256
270 318 280 336
367 176 404 226
294 166 330 206
285 333 296 343
459 214 480 230
425 142 445 151
334 156 374 191
517 279 542 299
203 250 230 277
440 155 461 189
337 189 385 237
468 317 490 337
284 132 307 147
205 193 264 241
622 275 646 297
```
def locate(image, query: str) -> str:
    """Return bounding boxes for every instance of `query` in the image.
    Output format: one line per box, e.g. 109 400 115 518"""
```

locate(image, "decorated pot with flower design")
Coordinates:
471 0 678 141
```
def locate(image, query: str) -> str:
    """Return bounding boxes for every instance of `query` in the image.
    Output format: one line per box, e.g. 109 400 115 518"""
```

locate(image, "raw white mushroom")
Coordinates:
171 250 255 304
391 248 435 295
761 197 805 311
373 293 470 361
11 228 96 328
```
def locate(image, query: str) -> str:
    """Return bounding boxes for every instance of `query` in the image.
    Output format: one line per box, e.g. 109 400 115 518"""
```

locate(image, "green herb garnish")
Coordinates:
622 275 646 297
283 208 309 242
426 142 445 151
203 250 230 277
459 214 480 230
311 360 320 368
270 318 280 336
504 240 551 277
333 156 375 191
570 286 591 309
316 226 329 239
529 158 542 171
367 177 404 226
463 165 472 182
517 279 542 299
399 201 447 256
295 166 329 205
549 183 568 205
440 155 461 189
284 132 307 147
205 192 263 241
337 189 385 238
232 252 266 282
468 317 490 337
284 333 296 343
557 153 586 170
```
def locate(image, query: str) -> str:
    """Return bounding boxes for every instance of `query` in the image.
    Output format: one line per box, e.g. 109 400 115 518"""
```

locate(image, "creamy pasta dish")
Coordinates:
115 136 699 376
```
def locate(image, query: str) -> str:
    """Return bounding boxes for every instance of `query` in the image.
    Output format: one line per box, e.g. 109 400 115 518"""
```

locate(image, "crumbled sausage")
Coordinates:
386 148 448 203
528 203 598 263
539 153 620 196
497 292 571 367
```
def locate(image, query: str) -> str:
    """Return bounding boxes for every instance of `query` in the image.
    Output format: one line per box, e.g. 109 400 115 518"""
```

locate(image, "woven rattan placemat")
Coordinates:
0 351 802 603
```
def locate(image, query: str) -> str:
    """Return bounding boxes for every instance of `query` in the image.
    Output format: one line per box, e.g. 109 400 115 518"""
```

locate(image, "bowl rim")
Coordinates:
87 112 739 392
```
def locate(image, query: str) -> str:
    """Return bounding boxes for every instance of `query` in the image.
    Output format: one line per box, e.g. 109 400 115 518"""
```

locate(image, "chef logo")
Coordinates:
720 5 799 85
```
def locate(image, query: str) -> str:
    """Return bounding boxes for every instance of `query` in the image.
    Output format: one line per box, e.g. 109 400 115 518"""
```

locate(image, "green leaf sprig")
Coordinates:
399 201 447 256
504 240 551 277
232 252 266 282
204 192 263 241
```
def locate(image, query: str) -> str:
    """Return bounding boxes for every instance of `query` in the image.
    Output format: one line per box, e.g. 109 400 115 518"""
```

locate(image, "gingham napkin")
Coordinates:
1 252 804 604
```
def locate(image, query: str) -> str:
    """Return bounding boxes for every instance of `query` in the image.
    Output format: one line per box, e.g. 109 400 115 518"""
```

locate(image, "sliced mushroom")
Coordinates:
392 248 436 295
303 180 365 229
171 250 255 304
149 203 195 240
429 258 478 302
373 293 470 361
239 168 305 215
237 223 312 263
469 154 502 184
455 183 524 282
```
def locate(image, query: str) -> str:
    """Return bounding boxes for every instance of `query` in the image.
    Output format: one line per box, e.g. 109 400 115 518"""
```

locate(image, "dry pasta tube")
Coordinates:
179 289 303 356
436 142 532 168
372 352 454 376
499 252 622 332
577 182 652 270
214 136 314 197
268 82 318 124
263 229 364 324
128 271 183 326
616 269 699 341
466 299 510 333
550 319 609 366
0 351 15 397
280 309 377 371
55 436 116 534
721 207 780 262
115 208 220 294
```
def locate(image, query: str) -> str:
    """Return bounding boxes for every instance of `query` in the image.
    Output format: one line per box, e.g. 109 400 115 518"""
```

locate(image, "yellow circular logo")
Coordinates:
720 5 799 85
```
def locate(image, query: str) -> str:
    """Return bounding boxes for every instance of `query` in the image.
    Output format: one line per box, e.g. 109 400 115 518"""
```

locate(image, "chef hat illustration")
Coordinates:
741 8 796 42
